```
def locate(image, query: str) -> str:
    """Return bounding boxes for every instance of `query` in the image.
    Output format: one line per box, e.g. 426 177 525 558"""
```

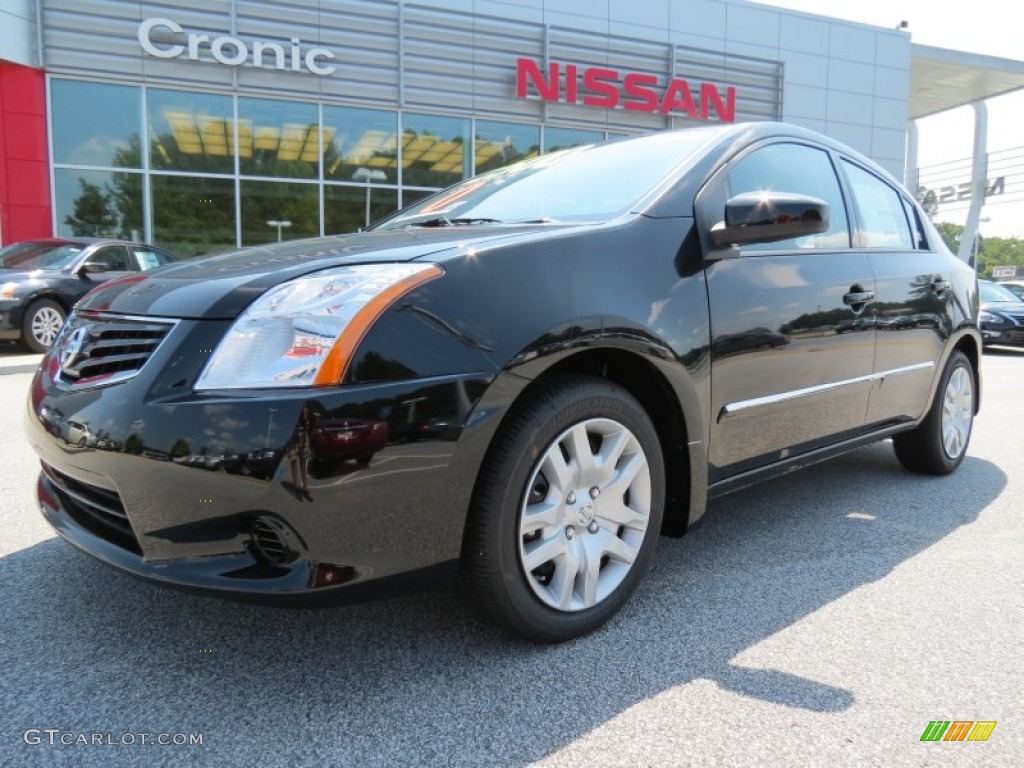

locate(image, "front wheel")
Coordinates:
20 299 66 353
893 350 975 475
461 375 665 643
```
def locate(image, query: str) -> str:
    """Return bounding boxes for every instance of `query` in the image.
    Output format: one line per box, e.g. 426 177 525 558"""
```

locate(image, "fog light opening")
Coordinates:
249 516 298 565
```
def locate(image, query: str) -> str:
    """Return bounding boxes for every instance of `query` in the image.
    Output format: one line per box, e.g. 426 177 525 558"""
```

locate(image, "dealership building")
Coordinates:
2 0 1024 256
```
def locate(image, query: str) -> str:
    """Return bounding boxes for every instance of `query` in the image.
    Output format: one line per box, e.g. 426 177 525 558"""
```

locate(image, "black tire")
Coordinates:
893 350 975 475
461 375 665 643
20 299 66 353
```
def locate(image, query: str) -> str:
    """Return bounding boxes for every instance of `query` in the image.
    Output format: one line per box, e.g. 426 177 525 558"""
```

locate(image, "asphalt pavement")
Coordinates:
0 346 1020 767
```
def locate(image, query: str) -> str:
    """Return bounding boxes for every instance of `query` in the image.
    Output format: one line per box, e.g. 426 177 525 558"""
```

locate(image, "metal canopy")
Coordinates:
911 43 1024 119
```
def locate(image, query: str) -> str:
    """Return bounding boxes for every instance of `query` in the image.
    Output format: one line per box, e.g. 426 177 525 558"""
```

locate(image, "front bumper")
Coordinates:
26 317 499 600
0 300 24 340
980 325 1024 346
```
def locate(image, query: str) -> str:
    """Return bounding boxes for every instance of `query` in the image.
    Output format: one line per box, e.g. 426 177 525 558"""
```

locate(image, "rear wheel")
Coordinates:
20 299 66 353
461 375 665 643
893 350 975 475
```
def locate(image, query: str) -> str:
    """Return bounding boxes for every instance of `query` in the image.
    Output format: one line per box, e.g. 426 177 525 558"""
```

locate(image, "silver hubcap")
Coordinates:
941 365 973 459
518 418 651 612
31 307 64 348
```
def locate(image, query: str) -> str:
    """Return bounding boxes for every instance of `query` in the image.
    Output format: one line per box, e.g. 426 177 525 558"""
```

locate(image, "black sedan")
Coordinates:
24 123 980 642
978 279 1024 348
0 237 175 352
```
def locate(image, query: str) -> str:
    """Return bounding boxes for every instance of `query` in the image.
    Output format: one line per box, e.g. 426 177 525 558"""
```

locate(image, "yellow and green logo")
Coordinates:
921 721 997 742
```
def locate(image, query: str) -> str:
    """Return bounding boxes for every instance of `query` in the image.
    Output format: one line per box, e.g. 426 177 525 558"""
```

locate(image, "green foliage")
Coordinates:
934 220 1024 278
976 236 1024 279
934 221 964 254
64 180 117 237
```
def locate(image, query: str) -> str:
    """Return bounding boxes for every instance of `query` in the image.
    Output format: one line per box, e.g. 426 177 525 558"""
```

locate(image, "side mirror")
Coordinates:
77 261 109 275
710 192 829 248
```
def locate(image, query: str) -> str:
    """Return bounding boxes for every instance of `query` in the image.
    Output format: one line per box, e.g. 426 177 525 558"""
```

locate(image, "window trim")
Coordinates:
695 137 855 259
837 157 919 252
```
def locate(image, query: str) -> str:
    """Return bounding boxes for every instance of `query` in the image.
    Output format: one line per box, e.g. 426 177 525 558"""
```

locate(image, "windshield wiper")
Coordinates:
407 217 503 228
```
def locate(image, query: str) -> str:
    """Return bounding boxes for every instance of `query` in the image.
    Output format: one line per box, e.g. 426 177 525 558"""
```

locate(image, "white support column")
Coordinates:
904 120 919 195
957 101 988 265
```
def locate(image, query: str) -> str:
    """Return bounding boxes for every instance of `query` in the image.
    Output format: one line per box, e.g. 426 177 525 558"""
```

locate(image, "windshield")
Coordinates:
980 282 1021 303
0 242 83 271
373 129 720 230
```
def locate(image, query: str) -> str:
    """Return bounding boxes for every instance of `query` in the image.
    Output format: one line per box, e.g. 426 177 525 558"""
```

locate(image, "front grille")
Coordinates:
41 463 141 555
55 314 176 388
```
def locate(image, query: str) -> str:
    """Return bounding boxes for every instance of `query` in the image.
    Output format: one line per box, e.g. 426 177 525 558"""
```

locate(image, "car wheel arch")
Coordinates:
463 345 703 546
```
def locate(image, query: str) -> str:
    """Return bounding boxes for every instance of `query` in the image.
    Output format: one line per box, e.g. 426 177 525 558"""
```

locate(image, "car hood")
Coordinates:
0 268 65 283
75 226 563 319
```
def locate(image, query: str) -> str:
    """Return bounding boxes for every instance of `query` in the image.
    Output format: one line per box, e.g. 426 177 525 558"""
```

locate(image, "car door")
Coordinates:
839 159 952 426
699 141 877 479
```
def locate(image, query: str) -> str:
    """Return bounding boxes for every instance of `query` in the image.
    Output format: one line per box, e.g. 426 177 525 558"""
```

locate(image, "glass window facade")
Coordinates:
49 78 622 259
54 168 143 240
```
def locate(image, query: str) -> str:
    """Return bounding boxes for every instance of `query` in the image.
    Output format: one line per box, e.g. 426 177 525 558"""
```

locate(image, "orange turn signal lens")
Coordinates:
313 264 443 386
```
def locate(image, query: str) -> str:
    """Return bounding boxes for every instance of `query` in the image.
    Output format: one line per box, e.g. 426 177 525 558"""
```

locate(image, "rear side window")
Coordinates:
842 161 914 249
726 143 850 252
133 247 172 271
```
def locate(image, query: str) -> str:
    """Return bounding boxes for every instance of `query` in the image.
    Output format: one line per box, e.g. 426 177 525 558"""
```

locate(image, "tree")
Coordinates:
933 221 964 255
916 185 938 220
976 236 1024 279
64 180 117 236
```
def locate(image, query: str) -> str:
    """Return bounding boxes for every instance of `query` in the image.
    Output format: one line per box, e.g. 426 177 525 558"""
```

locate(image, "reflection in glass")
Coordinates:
401 113 470 188
152 175 236 258
544 126 604 153
728 143 850 252
54 169 144 239
474 121 540 174
51 80 142 168
401 189 437 208
238 97 321 179
240 181 319 245
323 106 399 182
325 185 399 234
148 89 235 174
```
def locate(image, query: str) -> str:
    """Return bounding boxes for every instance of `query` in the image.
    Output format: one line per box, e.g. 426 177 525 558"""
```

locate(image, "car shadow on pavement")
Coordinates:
0 442 1005 767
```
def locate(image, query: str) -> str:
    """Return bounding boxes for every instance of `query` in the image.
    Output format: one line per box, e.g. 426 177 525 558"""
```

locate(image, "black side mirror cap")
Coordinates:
710 192 829 248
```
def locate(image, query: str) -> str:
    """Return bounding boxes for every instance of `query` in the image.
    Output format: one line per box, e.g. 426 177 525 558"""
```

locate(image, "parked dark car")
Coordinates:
0 237 176 352
978 279 1024 348
993 279 1024 301
25 123 981 643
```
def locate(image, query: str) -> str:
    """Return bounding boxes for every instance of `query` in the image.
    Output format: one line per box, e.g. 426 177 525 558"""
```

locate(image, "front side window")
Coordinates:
89 246 133 271
726 143 850 251
842 161 914 249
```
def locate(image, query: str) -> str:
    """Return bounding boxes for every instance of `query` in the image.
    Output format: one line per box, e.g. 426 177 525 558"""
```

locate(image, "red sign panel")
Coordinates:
515 58 736 122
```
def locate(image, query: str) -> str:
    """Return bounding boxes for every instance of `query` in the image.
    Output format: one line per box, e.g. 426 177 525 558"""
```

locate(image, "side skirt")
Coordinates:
707 423 914 501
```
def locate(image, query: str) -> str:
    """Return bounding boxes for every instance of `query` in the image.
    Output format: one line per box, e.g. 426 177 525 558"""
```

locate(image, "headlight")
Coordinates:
0 281 21 299
195 263 442 390
979 310 1006 326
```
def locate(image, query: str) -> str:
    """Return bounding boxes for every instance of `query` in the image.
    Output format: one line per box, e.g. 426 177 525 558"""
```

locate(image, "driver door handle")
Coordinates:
843 290 875 306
